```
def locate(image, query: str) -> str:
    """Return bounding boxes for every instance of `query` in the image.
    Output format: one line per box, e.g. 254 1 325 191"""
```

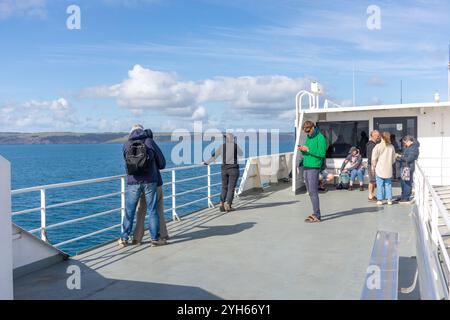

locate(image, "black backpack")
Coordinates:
125 140 149 175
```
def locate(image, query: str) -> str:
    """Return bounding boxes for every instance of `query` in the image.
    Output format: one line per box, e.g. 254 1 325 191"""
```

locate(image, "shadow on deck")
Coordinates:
14 182 418 300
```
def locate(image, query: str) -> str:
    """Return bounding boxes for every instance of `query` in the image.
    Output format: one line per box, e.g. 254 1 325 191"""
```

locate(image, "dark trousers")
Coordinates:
221 167 240 205
304 168 321 218
401 171 414 200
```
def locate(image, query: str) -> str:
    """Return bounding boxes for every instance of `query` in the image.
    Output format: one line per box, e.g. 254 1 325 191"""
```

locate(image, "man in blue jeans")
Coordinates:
119 124 164 247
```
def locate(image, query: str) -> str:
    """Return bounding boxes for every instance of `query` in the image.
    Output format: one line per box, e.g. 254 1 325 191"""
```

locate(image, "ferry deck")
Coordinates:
12 183 417 300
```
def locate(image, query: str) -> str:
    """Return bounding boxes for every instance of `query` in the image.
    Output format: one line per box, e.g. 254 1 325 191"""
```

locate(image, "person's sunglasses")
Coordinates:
304 127 312 133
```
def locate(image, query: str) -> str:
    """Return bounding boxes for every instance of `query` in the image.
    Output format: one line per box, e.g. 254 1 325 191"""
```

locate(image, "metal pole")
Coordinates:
207 165 214 208
171 170 180 221
40 189 48 242
400 80 403 104
353 64 356 106
120 177 126 232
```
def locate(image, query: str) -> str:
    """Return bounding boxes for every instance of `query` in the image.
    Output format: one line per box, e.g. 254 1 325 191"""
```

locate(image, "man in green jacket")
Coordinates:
299 121 327 223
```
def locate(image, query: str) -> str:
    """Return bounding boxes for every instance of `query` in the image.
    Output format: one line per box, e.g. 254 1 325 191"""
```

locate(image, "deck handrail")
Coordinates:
10 154 289 251
11 162 241 247
413 162 450 300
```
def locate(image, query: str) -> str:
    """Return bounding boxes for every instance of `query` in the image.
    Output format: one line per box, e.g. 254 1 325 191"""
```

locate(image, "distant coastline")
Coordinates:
0 132 294 145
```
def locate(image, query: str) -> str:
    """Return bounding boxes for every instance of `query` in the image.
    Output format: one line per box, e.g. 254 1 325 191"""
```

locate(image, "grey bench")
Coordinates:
361 231 399 300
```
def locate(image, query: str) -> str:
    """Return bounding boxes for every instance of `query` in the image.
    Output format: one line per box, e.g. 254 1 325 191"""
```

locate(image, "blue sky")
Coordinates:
0 0 449 132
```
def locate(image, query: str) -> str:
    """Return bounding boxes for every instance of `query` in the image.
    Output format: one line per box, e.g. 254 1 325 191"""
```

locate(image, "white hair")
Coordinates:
130 124 144 133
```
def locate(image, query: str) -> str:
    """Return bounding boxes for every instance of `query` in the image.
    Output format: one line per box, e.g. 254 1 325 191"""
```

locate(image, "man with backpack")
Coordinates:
119 124 164 248
133 129 168 245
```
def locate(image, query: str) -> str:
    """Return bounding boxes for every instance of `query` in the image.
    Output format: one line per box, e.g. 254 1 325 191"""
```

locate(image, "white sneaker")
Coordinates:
387 201 393 205
376 201 384 206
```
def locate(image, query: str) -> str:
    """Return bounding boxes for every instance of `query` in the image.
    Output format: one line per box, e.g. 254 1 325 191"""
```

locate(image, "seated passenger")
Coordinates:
340 147 365 191
319 161 334 192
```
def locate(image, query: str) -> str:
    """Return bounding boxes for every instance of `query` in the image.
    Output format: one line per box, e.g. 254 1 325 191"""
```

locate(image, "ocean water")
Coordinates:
1 138 293 256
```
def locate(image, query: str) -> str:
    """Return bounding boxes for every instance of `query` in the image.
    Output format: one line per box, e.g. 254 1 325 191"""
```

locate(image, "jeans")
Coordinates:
304 168 321 218
134 186 168 243
401 171 414 200
221 167 240 205
121 183 159 241
350 168 365 184
376 176 392 201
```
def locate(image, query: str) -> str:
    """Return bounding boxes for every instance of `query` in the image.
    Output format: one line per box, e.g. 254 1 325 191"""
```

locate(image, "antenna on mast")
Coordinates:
448 44 450 101
352 64 356 106
400 80 403 104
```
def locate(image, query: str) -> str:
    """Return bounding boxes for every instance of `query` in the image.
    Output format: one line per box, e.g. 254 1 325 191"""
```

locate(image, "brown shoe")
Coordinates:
151 239 167 247
305 215 322 223
118 238 128 248
131 239 142 246
224 203 231 212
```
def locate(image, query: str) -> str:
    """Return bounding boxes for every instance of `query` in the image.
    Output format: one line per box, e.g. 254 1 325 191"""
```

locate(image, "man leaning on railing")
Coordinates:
203 133 243 213
133 128 169 246
119 124 166 248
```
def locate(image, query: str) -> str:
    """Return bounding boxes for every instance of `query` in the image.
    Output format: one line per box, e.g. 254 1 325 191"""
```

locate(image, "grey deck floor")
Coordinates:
14 183 418 300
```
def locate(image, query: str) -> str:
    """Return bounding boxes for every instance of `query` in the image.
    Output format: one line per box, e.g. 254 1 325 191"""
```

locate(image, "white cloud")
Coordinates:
191 105 208 121
85 64 309 119
278 109 295 121
371 97 383 105
367 76 386 87
0 98 75 131
0 0 47 20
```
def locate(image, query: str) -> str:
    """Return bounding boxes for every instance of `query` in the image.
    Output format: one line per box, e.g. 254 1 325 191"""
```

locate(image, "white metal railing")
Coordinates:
11 162 245 249
418 157 450 186
413 162 450 299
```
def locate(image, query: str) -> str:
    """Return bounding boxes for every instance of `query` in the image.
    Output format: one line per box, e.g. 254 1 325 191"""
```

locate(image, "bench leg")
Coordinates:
400 268 419 294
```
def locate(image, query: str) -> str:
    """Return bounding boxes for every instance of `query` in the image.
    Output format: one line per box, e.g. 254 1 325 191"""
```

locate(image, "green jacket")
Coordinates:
301 128 327 168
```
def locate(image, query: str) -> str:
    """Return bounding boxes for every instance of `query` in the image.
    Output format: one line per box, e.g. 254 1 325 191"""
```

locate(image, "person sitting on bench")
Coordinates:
340 147 365 191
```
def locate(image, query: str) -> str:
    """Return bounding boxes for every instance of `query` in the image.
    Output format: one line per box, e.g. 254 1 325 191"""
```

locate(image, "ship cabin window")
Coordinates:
317 121 370 158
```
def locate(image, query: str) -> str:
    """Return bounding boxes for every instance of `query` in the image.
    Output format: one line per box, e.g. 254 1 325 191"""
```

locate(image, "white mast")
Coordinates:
352 64 356 106
448 44 450 101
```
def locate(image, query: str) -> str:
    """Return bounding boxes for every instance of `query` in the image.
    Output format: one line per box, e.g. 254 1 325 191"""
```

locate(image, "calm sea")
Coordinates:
1 138 293 256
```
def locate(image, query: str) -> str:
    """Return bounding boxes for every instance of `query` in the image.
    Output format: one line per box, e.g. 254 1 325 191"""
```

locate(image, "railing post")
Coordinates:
40 189 48 242
171 170 180 222
0 156 13 299
207 165 214 208
120 176 126 231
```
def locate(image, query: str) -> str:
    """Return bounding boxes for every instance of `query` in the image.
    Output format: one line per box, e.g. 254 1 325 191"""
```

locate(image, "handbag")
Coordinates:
401 166 411 181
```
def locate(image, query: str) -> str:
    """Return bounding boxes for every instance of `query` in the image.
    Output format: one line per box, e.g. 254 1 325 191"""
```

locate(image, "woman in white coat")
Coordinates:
371 131 397 205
